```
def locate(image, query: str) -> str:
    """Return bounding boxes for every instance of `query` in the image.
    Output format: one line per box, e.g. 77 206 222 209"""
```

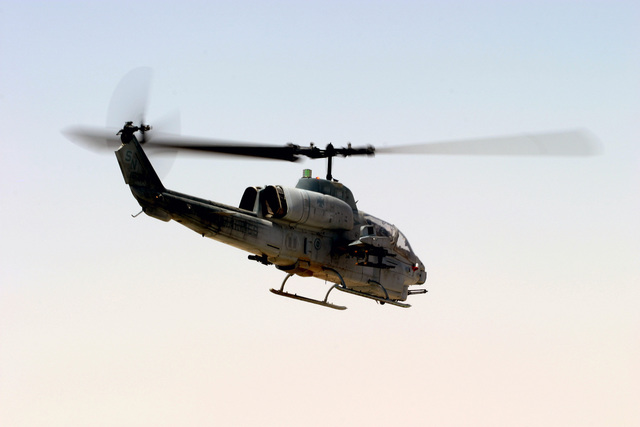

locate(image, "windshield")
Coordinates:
396 231 413 256
364 214 414 259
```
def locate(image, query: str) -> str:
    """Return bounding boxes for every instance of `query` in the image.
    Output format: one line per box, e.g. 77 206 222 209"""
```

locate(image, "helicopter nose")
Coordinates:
416 262 427 284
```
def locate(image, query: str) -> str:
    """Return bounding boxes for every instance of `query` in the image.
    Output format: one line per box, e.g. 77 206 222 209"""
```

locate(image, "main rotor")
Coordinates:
307 143 375 181
63 66 600 182
132 131 376 181
110 119 376 180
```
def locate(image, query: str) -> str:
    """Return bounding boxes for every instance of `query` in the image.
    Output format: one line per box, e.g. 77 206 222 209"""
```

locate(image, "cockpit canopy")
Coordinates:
363 213 416 260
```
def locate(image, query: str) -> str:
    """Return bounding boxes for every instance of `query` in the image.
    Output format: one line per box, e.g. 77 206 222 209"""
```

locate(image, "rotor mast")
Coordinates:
326 143 335 180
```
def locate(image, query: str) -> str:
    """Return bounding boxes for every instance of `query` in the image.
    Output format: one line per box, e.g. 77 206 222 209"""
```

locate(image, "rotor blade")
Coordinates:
144 110 181 177
106 67 153 128
151 135 301 162
62 126 122 152
151 109 181 136
63 122 294 162
376 129 600 157
61 125 175 156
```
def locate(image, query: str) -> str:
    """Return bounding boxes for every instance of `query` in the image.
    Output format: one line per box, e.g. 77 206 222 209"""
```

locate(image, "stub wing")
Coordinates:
346 237 396 269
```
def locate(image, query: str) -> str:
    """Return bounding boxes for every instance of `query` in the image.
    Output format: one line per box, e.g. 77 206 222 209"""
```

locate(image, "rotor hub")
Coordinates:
117 121 151 143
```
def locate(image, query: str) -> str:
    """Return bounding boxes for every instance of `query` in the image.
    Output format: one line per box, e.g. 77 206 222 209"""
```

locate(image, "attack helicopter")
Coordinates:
64 69 598 310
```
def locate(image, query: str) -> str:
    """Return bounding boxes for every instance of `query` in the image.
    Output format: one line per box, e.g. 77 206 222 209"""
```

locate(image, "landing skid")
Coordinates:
269 288 346 310
336 285 411 308
269 273 347 310
269 268 412 310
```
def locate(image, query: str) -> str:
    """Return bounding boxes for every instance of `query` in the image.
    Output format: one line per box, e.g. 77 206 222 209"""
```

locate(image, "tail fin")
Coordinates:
115 136 164 191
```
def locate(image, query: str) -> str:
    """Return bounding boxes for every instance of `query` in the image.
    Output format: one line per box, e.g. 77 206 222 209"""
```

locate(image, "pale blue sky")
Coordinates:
1 1 639 426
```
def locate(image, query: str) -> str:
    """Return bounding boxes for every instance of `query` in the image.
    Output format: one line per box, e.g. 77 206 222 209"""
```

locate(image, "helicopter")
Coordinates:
64 69 598 310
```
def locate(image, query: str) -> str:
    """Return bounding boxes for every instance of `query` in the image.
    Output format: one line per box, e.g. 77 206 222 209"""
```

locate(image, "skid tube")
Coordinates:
335 279 411 308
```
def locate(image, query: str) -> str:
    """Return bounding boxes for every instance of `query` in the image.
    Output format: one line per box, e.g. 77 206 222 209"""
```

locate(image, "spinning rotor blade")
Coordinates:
62 125 184 163
64 67 181 163
106 67 152 129
150 136 302 161
149 137 374 162
153 129 598 162
62 126 122 152
65 67 600 166
64 67 154 153
63 125 302 162
376 129 600 157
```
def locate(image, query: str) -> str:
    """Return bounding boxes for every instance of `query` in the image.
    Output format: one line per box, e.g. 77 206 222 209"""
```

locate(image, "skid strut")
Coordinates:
270 273 347 310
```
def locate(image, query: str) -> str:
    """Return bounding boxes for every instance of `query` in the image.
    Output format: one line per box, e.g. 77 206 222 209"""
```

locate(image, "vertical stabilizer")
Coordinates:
115 134 164 191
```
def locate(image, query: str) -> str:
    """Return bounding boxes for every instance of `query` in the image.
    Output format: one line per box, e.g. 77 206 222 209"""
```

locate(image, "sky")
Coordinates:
1 1 639 426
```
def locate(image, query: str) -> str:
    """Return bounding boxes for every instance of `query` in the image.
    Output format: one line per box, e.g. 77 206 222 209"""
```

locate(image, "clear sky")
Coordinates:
1 1 638 426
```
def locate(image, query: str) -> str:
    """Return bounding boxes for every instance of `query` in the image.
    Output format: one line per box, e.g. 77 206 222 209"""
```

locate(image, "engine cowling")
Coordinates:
264 185 354 230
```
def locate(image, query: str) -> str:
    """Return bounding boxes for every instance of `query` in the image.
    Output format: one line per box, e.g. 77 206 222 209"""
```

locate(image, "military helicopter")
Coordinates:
64 69 598 310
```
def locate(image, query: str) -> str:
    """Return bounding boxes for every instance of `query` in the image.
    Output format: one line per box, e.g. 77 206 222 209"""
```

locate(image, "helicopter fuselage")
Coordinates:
115 130 427 306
